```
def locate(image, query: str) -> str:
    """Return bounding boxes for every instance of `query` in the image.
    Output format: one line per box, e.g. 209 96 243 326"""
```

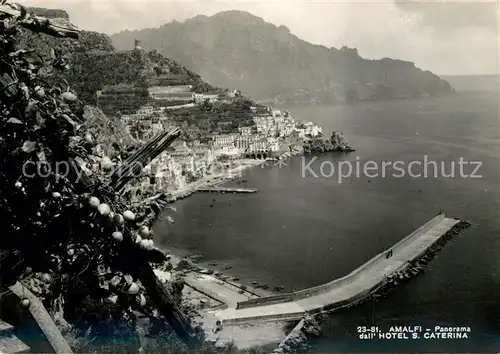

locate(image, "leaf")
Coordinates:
9 49 27 58
124 275 133 285
24 51 40 64
110 276 121 287
22 140 37 153
35 111 45 127
61 92 77 102
7 117 23 125
50 48 56 60
37 65 53 77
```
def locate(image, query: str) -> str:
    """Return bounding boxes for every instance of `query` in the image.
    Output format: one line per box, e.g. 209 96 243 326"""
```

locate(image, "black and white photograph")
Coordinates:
0 0 498 353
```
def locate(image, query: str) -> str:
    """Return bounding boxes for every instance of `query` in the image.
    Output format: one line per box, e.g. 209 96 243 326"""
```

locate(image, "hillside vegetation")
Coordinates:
0 5 266 353
20 8 215 111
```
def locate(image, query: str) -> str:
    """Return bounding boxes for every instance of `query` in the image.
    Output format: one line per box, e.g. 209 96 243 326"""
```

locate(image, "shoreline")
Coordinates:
156 148 355 295
154 249 288 349
152 157 290 348
152 149 354 348
165 158 263 203
164 143 353 205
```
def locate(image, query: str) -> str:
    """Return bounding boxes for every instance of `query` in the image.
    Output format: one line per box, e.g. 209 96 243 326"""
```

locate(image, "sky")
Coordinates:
18 0 500 75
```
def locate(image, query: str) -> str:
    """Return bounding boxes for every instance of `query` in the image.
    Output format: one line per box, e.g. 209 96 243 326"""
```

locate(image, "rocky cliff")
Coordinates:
111 10 453 103
303 132 354 154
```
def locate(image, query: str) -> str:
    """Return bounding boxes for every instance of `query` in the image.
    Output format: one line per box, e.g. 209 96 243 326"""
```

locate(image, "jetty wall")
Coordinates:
236 214 445 310
272 319 306 353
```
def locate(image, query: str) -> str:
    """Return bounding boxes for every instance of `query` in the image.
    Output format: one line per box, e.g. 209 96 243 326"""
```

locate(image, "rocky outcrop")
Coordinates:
273 315 321 353
26 7 70 20
302 131 354 154
330 131 355 152
303 138 333 154
19 8 113 56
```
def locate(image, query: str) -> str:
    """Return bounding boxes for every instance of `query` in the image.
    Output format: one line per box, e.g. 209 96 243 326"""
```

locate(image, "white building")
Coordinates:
274 116 285 124
238 126 252 135
212 134 237 146
267 137 280 152
248 138 268 154
280 123 295 137
227 89 239 98
235 135 258 151
309 125 322 137
295 128 307 138
271 109 282 117
213 145 239 156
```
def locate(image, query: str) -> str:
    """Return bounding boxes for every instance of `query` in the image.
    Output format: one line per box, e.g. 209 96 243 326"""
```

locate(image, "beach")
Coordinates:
151 157 291 348
168 158 264 200
154 251 289 349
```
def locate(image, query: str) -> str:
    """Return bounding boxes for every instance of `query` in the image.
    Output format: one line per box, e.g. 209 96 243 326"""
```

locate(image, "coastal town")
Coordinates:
0 6 356 354
92 57 351 201
0 3 483 354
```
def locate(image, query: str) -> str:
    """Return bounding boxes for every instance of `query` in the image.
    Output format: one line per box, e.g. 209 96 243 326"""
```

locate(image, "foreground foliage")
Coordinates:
0 4 273 352
0 1 198 346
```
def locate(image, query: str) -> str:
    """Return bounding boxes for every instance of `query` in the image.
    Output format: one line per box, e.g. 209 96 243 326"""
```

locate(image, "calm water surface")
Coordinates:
156 81 500 352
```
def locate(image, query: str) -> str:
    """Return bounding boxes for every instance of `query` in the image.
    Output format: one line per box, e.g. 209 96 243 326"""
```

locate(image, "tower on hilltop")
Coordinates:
134 39 142 50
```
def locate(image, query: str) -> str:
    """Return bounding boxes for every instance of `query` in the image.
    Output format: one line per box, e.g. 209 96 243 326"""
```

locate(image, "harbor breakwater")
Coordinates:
316 219 471 314
269 219 471 354
236 214 453 310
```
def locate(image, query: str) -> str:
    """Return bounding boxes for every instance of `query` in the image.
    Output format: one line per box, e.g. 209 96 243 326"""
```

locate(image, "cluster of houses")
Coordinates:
210 132 280 157
117 102 323 192
121 103 323 157
141 140 216 191
97 40 327 192
252 107 322 138
116 86 237 140
208 107 322 157
119 106 169 141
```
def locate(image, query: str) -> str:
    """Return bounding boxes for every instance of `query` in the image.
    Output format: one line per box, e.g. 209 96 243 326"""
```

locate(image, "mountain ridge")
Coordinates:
111 10 453 103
